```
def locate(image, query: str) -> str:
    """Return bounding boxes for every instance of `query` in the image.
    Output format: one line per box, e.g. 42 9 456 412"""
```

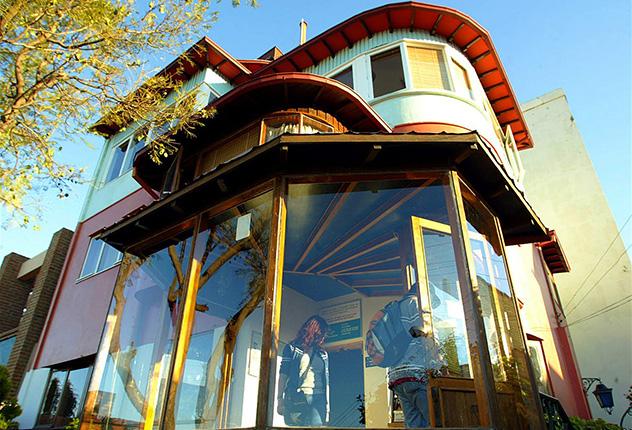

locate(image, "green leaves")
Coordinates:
0 0 254 227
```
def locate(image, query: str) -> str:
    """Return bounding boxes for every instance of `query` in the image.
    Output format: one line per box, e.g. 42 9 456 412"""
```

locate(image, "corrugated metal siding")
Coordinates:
305 29 448 76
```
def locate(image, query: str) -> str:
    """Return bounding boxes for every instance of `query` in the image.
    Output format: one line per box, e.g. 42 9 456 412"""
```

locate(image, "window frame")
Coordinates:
36 365 92 429
404 42 453 92
77 238 123 281
369 44 408 99
450 57 475 100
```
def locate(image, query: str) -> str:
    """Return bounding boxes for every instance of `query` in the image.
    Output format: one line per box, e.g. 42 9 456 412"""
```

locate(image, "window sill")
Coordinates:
76 260 122 284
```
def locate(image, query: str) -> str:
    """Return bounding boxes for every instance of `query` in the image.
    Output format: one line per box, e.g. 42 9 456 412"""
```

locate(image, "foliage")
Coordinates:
0 366 21 429
0 0 254 226
569 416 621 430
64 417 80 430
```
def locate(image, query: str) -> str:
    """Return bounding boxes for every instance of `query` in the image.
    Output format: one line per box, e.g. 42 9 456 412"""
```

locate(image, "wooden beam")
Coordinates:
430 14 443 35
322 39 335 58
359 18 373 38
365 145 381 163
479 67 499 79
287 57 300 71
471 51 490 65
490 95 511 105
304 49 318 66
307 179 435 273
318 236 397 274
447 23 464 43
409 10 417 32
462 36 482 53
386 11 394 33
483 82 505 92
330 256 399 275
293 182 358 271
340 28 353 49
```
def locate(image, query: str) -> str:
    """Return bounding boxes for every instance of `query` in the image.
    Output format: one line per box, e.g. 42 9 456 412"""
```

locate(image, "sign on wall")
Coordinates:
321 300 362 344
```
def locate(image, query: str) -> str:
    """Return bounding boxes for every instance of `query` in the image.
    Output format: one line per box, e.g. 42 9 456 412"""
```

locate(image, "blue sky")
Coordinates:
1 0 630 259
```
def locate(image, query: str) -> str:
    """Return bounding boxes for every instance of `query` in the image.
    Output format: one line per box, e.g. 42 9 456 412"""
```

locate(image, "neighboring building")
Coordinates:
520 89 632 422
0 228 73 395
16 4 596 430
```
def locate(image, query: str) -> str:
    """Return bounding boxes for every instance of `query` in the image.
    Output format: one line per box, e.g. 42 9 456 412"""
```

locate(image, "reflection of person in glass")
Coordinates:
277 315 330 426
367 286 443 428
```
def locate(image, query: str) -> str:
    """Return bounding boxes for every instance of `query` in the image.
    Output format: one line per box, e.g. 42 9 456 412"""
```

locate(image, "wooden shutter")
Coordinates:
407 46 450 90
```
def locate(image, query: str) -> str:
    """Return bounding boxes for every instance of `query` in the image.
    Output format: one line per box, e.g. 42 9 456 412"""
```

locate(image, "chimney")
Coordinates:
299 19 308 45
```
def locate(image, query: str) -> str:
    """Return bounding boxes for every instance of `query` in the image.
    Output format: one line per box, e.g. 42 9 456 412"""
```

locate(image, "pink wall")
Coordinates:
35 189 154 368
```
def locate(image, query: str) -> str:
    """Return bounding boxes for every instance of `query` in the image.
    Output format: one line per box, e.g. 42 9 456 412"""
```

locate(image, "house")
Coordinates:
16 3 596 429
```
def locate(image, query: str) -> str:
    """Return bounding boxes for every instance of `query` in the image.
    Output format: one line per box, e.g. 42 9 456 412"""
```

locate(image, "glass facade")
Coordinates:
38 366 91 428
81 174 542 430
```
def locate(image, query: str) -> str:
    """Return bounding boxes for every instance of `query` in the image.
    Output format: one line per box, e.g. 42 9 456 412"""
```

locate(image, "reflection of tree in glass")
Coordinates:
59 382 78 418
42 377 62 418
193 207 270 426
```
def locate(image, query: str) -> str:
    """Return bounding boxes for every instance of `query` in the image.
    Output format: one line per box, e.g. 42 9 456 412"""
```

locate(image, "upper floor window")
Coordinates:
451 59 474 99
105 136 145 182
331 67 354 89
371 47 405 98
407 46 450 90
79 238 122 279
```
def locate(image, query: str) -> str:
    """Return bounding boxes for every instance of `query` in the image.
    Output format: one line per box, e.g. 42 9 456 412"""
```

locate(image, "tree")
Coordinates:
0 0 253 226
0 366 21 430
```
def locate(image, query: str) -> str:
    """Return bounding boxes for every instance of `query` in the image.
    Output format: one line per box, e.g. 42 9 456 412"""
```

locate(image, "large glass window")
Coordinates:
462 183 541 429
166 192 273 429
269 177 482 428
37 365 91 428
371 48 406 98
81 230 193 429
0 336 15 366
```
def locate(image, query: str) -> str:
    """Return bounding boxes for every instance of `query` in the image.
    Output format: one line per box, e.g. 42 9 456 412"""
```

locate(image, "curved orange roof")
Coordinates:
253 2 532 149
200 72 392 133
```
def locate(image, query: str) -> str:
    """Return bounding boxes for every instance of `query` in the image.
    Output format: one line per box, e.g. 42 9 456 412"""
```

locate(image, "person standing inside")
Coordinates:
277 315 330 426
367 286 444 428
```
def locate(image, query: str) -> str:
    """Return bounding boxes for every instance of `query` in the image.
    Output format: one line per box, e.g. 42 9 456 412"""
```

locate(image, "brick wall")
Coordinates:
0 253 30 334
6 228 73 393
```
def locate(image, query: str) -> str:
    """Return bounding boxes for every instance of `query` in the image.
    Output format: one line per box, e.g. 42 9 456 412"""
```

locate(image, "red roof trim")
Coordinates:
255 2 533 149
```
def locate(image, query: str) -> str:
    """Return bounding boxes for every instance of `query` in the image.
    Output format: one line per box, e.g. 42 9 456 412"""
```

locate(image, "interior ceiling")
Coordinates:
282 180 448 300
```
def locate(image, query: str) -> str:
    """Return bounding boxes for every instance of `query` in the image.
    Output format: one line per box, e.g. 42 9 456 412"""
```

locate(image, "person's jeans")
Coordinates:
392 381 429 428
286 392 327 426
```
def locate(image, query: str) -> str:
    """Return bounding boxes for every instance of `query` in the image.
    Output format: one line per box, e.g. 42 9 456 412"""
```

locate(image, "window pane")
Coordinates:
38 370 68 426
54 366 91 428
81 232 194 429
170 192 273 429
0 336 15 366
106 142 128 182
452 59 473 99
270 178 483 428
371 48 405 98
527 340 551 395
462 186 541 429
407 46 450 90
302 116 334 135
80 239 103 278
97 243 122 272
332 67 354 89
122 137 146 173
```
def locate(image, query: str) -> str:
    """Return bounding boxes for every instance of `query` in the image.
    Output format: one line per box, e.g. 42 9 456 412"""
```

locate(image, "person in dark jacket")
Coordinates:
277 315 330 426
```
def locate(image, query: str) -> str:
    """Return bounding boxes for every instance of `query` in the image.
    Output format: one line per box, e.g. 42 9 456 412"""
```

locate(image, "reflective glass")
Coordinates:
0 336 15 366
270 178 482 428
462 185 540 429
106 142 128 182
331 67 354 89
97 243 122 272
81 231 193 429
54 367 91 427
37 370 68 426
80 239 103 278
167 192 273 429
371 48 405 98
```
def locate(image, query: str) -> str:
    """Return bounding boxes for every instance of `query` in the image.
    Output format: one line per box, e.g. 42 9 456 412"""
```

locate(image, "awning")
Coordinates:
537 230 571 273
96 132 547 254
